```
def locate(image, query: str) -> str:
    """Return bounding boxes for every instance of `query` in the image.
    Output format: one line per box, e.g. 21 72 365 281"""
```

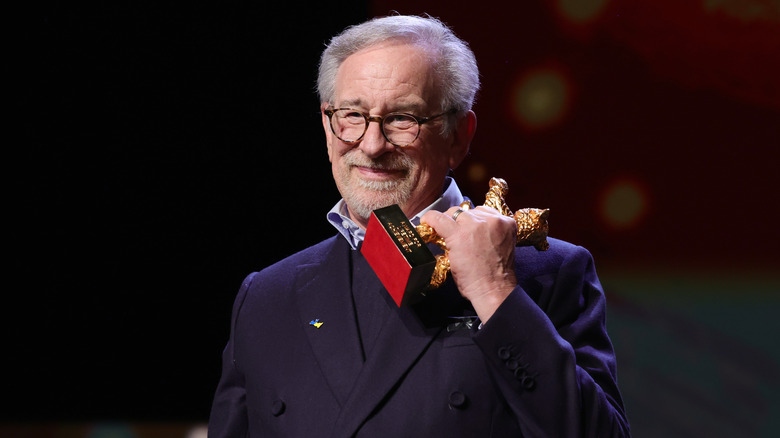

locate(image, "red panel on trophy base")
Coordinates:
362 205 436 307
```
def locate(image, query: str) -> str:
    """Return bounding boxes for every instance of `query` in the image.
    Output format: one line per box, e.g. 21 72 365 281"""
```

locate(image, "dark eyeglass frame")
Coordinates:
323 107 456 147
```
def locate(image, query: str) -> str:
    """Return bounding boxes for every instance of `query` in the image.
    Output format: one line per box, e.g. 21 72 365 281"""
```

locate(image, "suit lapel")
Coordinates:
328 254 457 438
294 237 363 407
295 237 469 437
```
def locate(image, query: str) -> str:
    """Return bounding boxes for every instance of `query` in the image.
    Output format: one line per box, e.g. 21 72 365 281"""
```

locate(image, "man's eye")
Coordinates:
341 111 365 122
386 114 416 128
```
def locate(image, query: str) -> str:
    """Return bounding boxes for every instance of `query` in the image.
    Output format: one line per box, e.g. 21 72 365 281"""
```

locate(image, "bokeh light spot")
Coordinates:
512 69 570 129
467 162 488 184
600 180 648 229
557 0 610 23
187 425 209 438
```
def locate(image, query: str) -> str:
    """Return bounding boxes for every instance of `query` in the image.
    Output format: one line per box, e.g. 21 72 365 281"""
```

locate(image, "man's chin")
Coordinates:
344 188 411 223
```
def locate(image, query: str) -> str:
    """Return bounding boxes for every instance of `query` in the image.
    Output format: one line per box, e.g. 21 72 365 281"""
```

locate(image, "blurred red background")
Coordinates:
372 0 780 272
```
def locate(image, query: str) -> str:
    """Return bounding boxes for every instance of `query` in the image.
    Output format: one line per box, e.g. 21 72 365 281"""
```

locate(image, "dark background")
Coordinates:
11 1 780 436
15 2 366 422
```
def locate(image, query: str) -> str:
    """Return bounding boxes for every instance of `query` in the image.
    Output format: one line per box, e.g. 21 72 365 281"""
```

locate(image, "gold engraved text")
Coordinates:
387 221 422 253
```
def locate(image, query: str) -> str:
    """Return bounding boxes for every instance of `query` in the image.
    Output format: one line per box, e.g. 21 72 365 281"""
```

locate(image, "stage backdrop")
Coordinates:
8 1 779 437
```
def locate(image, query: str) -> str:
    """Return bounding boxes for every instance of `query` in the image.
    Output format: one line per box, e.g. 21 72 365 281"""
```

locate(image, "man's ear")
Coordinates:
448 110 477 170
321 103 334 162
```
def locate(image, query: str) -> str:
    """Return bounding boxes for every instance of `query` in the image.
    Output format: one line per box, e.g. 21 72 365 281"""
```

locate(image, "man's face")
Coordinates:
322 42 469 227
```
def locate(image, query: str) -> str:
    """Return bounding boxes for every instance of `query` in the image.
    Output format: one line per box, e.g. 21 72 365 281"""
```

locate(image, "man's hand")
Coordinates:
420 206 518 323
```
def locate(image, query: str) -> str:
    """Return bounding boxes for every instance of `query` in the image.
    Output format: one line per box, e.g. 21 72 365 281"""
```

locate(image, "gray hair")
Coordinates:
317 15 480 131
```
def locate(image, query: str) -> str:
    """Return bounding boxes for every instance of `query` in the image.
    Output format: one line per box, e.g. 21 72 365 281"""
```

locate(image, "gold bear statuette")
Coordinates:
416 177 550 289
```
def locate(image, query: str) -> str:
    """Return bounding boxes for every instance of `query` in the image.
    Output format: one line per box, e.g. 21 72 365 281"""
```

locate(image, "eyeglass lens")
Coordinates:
330 110 419 146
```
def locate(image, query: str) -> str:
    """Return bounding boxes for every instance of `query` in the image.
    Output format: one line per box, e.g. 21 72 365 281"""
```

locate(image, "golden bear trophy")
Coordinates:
362 177 550 306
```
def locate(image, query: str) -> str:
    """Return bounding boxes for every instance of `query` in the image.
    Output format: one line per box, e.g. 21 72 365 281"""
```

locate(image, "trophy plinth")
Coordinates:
362 205 437 307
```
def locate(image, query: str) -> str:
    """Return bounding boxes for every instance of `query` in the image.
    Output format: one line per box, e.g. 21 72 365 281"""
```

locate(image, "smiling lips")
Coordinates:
355 165 406 180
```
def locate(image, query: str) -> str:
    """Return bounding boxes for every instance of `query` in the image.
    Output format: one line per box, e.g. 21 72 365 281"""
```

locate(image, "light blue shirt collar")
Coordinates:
327 176 467 250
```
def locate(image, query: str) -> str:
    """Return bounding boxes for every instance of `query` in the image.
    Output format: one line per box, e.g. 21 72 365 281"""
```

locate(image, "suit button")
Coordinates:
448 391 468 409
498 347 512 360
521 376 536 391
271 399 286 416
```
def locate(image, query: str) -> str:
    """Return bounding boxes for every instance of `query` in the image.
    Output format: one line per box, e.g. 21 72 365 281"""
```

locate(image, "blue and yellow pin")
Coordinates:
309 318 324 329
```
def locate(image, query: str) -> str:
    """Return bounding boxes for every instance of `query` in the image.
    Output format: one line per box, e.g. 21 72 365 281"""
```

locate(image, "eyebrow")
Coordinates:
335 99 428 114
336 98 365 108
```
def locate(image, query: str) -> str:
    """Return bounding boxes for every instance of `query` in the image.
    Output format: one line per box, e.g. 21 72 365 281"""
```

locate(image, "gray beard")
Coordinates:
337 151 415 222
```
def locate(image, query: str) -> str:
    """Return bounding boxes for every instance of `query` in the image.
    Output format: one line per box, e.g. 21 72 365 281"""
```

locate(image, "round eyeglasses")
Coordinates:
324 107 455 147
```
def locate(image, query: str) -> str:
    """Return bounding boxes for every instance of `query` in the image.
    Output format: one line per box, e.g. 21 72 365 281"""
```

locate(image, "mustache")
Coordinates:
343 150 413 171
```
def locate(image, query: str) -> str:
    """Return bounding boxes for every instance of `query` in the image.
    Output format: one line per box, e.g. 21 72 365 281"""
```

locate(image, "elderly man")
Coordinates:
209 14 630 438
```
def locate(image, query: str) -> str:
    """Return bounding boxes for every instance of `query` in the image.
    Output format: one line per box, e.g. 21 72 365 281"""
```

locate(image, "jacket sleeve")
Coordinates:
208 273 255 438
472 245 630 438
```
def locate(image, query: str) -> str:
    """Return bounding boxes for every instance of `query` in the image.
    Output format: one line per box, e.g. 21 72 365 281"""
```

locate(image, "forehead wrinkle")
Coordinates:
339 70 429 111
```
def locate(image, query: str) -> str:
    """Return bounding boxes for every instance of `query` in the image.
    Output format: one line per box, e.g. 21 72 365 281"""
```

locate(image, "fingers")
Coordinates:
421 206 518 252
421 205 506 237
474 205 501 215
420 207 460 239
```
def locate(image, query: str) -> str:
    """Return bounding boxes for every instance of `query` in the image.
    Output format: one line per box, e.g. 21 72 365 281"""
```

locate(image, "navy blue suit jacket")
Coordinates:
209 235 630 437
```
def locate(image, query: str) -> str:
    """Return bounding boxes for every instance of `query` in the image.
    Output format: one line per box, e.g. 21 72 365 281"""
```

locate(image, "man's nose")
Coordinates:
358 120 395 158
